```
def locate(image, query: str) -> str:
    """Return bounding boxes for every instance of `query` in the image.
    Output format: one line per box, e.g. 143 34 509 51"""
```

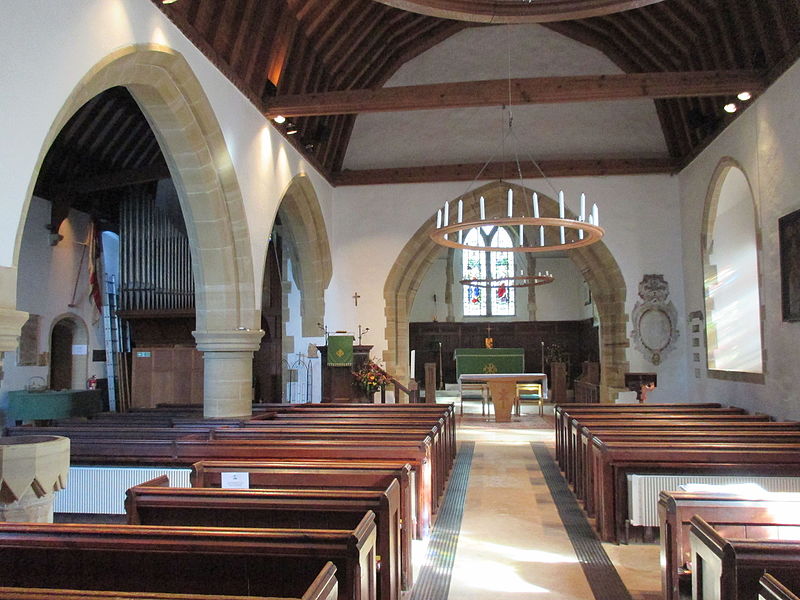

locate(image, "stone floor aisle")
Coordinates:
417 407 661 600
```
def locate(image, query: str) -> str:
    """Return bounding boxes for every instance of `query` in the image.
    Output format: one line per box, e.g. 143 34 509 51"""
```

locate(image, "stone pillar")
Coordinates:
0 267 30 373
0 435 70 523
193 329 265 418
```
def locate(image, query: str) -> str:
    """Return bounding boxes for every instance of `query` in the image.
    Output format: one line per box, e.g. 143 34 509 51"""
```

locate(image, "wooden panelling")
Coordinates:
409 319 598 386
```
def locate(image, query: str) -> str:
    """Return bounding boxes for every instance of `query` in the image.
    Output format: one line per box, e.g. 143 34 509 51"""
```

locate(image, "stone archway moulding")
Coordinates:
13 44 263 416
700 157 766 383
383 180 629 402
276 174 333 338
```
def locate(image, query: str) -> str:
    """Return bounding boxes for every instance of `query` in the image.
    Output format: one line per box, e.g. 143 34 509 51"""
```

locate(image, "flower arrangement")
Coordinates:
352 359 392 394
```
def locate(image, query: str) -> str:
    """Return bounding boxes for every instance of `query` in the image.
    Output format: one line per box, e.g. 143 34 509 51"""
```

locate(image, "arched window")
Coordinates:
703 163 764 377
462 226 515 316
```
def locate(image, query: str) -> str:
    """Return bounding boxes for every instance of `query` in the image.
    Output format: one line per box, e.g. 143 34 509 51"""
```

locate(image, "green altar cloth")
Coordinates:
327 335 354 366
6 389 103 423
454 347 525 376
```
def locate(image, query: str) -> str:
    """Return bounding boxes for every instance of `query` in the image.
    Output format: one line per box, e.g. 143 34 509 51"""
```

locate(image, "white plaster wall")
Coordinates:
0 198 104 414
330 173 689 401
679 59 800 420
284 257 324 403
0 0 334 308
409 255 588 321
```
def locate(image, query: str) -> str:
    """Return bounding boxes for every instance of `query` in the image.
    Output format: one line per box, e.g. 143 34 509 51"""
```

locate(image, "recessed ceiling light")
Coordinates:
162 0 178 4
273 115 286 124
286 124 299 135
737 91 752 101
724 103 737 113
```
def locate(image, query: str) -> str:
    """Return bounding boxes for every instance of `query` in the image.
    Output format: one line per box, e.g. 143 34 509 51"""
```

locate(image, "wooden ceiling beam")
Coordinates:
264 70 765 117
36 163 171 197
332 157 679 186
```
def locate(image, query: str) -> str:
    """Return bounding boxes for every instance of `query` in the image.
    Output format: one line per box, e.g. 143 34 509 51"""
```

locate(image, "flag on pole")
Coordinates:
87 222 103 323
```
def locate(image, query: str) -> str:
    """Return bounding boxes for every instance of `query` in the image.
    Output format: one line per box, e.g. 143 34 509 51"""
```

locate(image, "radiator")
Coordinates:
627 474 800 527
54 466 192 514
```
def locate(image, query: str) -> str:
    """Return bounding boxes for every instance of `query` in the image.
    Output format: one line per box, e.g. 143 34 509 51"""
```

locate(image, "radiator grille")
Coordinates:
627 474 800 527
54 466 191 514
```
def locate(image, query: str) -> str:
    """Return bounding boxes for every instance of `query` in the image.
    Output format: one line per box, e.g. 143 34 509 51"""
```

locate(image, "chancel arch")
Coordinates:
13 44 261 417
384 180 628 402
701 158 765 382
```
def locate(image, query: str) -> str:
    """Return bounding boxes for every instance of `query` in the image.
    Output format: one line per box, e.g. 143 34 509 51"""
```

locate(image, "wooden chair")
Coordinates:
515 383 543 416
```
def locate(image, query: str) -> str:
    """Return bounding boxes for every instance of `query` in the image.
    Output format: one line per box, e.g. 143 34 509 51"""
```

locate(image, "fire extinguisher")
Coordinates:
87 374 97 390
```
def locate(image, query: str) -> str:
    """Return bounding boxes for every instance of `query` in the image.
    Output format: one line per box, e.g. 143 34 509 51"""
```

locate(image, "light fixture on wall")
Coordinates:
428 28 604 254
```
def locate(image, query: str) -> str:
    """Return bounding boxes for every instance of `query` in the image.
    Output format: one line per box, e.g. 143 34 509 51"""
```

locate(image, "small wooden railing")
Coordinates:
374 366 420 404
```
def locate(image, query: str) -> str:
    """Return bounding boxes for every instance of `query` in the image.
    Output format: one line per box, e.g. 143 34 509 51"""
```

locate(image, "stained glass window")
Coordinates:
462 226 515 316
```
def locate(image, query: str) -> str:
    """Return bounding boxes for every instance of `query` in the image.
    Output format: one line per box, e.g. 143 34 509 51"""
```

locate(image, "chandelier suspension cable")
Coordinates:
430 24 604 254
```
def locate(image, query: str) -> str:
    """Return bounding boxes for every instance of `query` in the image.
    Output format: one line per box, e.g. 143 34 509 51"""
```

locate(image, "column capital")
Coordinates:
192 329 264 352
0 308 29 353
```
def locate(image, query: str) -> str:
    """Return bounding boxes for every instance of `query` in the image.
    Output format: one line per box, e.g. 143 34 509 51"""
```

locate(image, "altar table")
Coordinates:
459 373 548 422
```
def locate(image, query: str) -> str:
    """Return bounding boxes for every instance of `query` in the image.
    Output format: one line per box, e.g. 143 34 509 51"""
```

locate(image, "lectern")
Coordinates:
317 344 373 403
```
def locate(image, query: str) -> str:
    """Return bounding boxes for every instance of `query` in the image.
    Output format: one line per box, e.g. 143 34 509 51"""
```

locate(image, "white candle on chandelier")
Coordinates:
436 209 442 229
558 191 566 244
479 196 486 220
519 224 524 246
532 193 539 218
507 188 513 217
579 193 586 240
443 201 449 226
539 225 545 247
457 199 463 223
592 203 599 227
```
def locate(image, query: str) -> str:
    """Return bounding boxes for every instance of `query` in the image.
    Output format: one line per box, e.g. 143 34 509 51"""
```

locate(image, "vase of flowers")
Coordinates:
352 359 392 402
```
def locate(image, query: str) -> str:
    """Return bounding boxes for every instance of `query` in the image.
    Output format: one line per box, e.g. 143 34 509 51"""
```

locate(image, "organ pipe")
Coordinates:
119 192 194 312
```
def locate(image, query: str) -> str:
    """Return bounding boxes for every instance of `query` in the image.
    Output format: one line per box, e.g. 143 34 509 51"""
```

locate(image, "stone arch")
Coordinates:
276 174 332 337
384 180 628 402
701 157 765 382
12 44 262 416
13 44 257 334
48 313 89 391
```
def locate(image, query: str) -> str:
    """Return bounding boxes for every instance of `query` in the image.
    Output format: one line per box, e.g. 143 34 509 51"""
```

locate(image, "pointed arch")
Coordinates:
701 157 765 381
384 180 629 402
276 174 332 337
13 44 257 333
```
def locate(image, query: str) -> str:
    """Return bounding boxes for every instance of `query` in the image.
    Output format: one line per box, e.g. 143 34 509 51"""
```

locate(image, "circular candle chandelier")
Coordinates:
430 188 604 253
459 272 555 288
428 26 605 254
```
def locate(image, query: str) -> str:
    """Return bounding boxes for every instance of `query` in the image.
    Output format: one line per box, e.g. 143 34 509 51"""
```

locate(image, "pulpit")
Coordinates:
318 344 373 403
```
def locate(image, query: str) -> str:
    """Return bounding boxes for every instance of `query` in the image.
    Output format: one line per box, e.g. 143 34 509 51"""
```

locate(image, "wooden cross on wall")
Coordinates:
353 292 361 306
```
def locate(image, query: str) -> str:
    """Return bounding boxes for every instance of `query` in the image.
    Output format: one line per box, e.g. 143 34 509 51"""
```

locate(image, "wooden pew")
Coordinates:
209 425 446 511
126 477 401 600
191 458 414 587
660 491 800 600
591 440 800 543
66 437 434 539
0 521 376 600
761 574 800 600
557 407 751 476
578 428 800 514
553 403 724 464
0 570 338 600
689 516 800 600
562 411 765 486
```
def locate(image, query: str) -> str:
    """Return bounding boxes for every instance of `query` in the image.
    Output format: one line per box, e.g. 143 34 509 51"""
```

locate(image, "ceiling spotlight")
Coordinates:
723 103 738 114
273 115 286 124
285 123 299 135
737 91 752 101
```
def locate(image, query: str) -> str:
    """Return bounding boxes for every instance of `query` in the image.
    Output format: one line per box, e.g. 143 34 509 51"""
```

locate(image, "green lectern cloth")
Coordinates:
327 335 354 366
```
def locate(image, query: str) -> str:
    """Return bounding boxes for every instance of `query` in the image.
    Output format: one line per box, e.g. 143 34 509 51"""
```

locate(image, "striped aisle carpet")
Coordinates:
410 441 475 600
531 441 634 600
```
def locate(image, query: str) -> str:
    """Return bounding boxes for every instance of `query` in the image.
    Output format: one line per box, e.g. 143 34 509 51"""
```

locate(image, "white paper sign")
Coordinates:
221 472 250 489
72 344 88 355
